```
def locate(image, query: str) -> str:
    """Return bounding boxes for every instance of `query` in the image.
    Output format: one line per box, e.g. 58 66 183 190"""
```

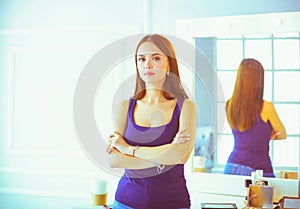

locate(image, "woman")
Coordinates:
224 58 286 177
106 34 197 209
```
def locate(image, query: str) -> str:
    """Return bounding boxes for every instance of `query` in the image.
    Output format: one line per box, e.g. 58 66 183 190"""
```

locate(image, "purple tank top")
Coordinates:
114 97 190 209
227 115 273 173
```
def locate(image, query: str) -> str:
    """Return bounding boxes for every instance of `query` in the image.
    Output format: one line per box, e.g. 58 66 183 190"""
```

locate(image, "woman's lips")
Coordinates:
144 72 155 76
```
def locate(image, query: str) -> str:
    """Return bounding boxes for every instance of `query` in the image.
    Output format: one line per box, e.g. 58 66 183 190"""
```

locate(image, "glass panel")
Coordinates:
264 71 272 101
244 34 271 38
217 40 243 70
274 40 300 69
217 135 234 165
272 137 299 167
273 32 299 38
217 71 237 101
274 72 300 101
275 104 300 135
218 103 231 134
245 40 272 69
217 35 242 39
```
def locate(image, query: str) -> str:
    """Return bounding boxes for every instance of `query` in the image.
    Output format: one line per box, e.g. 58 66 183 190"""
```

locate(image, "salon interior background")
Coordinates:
0 0 299 209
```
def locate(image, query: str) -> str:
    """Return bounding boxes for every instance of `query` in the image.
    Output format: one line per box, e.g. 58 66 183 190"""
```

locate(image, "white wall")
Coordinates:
0 0 299 209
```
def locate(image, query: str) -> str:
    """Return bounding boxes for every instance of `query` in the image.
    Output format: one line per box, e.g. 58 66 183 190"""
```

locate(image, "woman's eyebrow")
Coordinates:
151 53 163 56
137 52 163 56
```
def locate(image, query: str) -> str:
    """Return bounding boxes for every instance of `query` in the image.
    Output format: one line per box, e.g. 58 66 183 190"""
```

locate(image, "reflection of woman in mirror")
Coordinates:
224 58 286 178
106 34 197 209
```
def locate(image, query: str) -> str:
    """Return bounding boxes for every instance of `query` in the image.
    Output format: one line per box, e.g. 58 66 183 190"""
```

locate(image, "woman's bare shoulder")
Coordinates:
261 100 275 121
183 98 195 105
121 99 130 108
114 99 130 113
121 99 130 105
182 99 197 111
262 100 274 111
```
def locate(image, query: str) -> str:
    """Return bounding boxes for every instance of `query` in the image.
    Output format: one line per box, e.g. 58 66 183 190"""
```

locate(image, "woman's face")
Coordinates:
136 42 170 85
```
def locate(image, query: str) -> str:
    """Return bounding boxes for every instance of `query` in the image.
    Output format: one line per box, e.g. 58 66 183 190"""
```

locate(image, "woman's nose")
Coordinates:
144 59 152 69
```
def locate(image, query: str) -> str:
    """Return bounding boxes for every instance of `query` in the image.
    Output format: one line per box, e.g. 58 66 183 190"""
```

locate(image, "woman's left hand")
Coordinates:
172 129 190 144
106 132 131 155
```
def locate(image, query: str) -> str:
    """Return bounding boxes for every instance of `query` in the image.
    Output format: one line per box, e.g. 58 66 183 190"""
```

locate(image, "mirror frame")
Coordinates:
176 11 300 176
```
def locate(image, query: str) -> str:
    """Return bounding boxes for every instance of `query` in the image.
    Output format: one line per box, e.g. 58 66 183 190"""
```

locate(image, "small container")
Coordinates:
256 170 263 179
251 171 257 185
91 177 108 206
193 156 206 173
252 170 264 185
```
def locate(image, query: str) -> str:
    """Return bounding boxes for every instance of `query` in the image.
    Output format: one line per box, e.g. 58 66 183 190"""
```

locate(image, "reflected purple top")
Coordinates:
114 97 190 209
227 116 274 174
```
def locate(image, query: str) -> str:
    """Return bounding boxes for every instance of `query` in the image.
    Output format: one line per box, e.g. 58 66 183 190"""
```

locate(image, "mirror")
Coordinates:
176 11 300 177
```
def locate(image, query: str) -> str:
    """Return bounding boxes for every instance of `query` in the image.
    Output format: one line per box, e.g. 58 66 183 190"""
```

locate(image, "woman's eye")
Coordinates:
138 57 145 62
152 56 160 61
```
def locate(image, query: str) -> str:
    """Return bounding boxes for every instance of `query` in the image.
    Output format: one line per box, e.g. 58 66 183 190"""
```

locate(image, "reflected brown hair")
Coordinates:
133 34 188 100
226 58 264 132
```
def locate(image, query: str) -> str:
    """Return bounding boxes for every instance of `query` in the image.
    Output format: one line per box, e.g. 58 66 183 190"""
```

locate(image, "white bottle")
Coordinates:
251 170 264 185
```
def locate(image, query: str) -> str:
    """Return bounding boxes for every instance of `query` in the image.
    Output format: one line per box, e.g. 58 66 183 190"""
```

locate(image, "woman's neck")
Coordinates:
142 89 167 104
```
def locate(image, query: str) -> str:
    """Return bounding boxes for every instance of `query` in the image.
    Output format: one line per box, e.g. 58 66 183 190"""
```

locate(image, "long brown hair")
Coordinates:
133 34 188 100
226 58 264 132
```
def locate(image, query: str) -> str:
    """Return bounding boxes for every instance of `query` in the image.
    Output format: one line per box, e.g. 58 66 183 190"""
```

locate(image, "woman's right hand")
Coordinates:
106 132 131 154
270 131 281 140
172 129 190 144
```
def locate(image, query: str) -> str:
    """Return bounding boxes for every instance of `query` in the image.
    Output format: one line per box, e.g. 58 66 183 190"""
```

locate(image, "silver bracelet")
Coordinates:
132 145 139 157
153 162 165 174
